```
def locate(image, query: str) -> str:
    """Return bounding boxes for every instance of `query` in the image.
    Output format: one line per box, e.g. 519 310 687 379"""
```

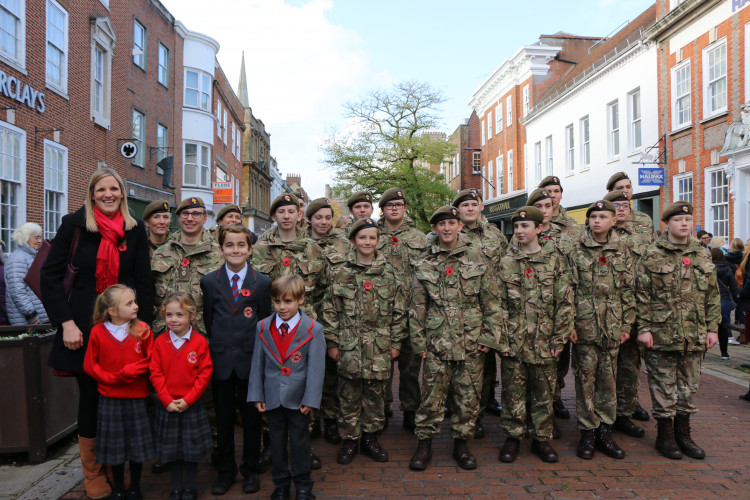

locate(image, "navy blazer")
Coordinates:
200 264 272 380
247 312 325 411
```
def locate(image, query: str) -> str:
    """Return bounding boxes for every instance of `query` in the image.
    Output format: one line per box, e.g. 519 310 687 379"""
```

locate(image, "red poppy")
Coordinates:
364 281 373 290
181 258 190 267
282 257 291 267
524 268 533 278
391 236 399 244
599 256 608 265
446 267 454 276
281 366 291 376
117 243 127 251
240 289 250 297
682 257 691 268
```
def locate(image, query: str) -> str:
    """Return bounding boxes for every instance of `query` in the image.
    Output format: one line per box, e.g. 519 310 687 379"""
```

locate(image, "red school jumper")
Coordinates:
149 331 213 408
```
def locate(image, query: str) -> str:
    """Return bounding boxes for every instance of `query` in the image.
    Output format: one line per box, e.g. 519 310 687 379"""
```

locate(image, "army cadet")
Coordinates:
408 206 503 471
323 218 408 464
453 188 508 433
537 176 579 423
606 171 655 238
377 187 426 430
294 190 309 231
603 190 654 437
570 200 635 460
344 191 375 235
636 201 720 460
497 207 573 464
305 197 349 444
151 197 223 334
216 204 243 227
143 200 172 255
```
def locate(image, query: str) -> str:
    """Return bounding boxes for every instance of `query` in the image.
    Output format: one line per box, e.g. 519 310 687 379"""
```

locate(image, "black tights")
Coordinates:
110 462 142 494
170 460 198 490
75 374 99 438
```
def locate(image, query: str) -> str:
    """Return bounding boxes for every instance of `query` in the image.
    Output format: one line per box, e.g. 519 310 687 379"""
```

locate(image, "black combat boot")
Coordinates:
594 423 625 459
403 411 416 432
553 399 570 419
613 415 645 438
498 437 520 463
673 413 705 459
576 430 595 460
473 418 485 439
360 432 388 462
323 419 341 444
409 439 432 471
336 439 358 465
530 439 558 462
655 418 683 460
632 405 650 421
452 438 477 470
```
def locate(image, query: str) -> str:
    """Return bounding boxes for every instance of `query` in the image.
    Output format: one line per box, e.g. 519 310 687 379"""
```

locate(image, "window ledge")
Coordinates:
580 165 591 172
606 156 621 164
0 57 26 75
626 148 642 158
669 124 692 136
700 110 729 125
565 171 575 178
46 84 69 101
91 115 110 130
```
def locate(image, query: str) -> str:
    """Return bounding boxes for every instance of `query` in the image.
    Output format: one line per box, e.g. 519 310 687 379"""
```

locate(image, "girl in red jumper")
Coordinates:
150 292 213 500
83 284 154 500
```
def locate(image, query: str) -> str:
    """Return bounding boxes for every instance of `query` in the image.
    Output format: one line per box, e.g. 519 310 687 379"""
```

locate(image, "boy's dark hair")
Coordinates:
219 223 254 247
271 274 305 300
710 247 725 263
697 230 708 239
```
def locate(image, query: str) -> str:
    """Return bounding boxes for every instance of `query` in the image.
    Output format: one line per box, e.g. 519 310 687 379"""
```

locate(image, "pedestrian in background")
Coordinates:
5 223 48 325
712 248 739 358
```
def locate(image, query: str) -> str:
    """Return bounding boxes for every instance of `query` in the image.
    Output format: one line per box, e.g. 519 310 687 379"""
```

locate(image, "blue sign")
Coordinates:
639 168 664 186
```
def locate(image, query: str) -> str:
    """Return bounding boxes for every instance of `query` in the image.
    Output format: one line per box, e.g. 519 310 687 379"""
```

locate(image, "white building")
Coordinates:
269 156 285 202
523 8 661 222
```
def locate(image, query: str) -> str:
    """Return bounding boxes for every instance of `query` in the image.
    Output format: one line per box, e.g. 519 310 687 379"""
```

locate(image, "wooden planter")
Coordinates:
0 326 78 462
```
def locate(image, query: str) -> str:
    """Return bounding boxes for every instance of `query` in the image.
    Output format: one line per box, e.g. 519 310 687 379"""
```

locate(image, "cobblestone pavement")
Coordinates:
54 342 750 499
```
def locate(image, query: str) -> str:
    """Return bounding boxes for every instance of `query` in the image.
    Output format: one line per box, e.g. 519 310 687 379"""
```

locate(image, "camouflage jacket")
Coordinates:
305 225 350 313
251 226 326 320
635 235 721 352
151 230 223 334
613 221 653 261
322 250 408 380
572 228 635 348
497 241 574 363
508 226 577 286
550 206 581 240
410 236 504 360
461 215 508 271
376 217 426 277
632 209 656 239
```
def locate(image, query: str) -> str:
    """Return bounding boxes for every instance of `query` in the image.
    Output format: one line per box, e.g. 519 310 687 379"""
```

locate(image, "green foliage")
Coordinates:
322 81 456 231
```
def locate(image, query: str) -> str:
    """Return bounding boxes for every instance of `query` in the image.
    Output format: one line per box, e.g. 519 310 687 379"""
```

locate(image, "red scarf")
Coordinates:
93 205 125 293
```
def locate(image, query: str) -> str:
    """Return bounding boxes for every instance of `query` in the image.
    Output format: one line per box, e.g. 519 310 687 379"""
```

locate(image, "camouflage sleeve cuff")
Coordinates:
478 338 501 351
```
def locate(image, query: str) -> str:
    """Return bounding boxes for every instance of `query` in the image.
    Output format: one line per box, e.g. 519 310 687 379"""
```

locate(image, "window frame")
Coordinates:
705 166 729 241
507 149 514 192
43 139 67 239
0 0 26 71
157 42 169 87
580 116 590 170
183 141 211 188
0 121 26 252
46 0 68 94
534 141 542 183
496 156 503 196
487 111 493 139
184 68 212 112
133 18 146 70
156 122 168 174
545 135 553 175
607 100 620 160
472 152 481 174
672 60 691 130
131 108 145 168
90 17 114 129
506 96 512 126
565 124 574 174
496 102 503 132
481 119 485 146
628 88 642 153
522 85 530 117
703 38 727 119
672 172 693 206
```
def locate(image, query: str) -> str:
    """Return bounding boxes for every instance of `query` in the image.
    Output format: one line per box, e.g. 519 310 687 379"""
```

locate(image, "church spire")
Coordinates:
237 51 249 107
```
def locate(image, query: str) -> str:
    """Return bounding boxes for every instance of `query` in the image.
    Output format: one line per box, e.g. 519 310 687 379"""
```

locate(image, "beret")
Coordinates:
511 206 544 224
216 204 241 222
606 171 630 191
452 188 482 207
348 217 379 238
661 201 693 221
586 200 616 218
305 197 333 219
526 188 552 206
143 200 170 220
603 190 629 203
270 193 300 214
430 205 460 225
538 176 562 191
346 191 373 208
176 197 205 214
379 187 406 208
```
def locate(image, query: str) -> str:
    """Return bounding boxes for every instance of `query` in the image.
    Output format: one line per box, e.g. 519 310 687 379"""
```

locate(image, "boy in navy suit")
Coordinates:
200 224 272 495
248 274 325 500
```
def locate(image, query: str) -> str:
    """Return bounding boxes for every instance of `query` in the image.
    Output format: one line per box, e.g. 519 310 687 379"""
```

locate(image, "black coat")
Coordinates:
715 261 739 303
200 265 271 380
42 207 154 373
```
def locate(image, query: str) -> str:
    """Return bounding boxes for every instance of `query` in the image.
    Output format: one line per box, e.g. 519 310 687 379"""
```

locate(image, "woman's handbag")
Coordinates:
23 227 81 300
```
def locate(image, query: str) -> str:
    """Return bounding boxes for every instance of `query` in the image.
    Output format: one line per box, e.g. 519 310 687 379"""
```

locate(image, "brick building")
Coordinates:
645 0 750 242
445 111 482 193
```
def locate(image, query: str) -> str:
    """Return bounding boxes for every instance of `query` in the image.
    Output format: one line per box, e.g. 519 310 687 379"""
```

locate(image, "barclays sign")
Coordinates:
0 69 45 113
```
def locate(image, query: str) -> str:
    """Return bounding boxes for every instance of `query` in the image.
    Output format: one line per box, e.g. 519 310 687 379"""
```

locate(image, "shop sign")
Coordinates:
0 69 45 113
213 182 233 203
639 168 664 186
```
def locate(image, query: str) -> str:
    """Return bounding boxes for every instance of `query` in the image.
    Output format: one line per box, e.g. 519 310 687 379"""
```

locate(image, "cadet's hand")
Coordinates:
419 351 427 359
327 347 340 361
551 349 562 357
478 345 490 353
255 402 266 413
166 401 180 413
500 351 510 357
62 320 84 350
174 399 189 412
390 348 400 360
300 405 312 415
706 331 719 349
619 331 630 344
570 330 578 344
637 331 653 348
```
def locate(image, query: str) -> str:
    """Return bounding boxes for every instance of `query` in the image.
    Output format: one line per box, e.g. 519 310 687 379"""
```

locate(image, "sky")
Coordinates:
160 0 656 198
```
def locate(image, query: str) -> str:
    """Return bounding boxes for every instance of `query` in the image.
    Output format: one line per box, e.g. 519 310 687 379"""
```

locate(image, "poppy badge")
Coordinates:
524 268 533 278
599 256 608 265
446 267 454 276
364 281 373 290
181 258 190 267
281 366 291 376
282 257 291 267
682 257 691 267
241 289 250 297
118 242 127 251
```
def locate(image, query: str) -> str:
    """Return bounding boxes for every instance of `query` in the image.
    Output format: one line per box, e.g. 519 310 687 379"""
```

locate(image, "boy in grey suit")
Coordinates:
249 274 325 500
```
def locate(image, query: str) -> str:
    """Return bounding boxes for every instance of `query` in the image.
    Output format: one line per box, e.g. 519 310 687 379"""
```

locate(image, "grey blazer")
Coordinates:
247 311 325 411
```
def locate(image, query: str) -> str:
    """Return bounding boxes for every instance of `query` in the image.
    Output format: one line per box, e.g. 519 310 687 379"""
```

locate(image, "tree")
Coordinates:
322 81 456 231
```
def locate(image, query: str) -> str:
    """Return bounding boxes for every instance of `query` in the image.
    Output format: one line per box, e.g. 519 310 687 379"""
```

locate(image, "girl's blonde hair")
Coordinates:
92 284 149 339
730 238 745 253
84 168 137 233
740 244 750 277
159 291 197 326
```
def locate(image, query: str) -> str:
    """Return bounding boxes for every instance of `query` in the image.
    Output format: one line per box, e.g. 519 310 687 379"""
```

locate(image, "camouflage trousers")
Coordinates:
616 335 642 416
644 350 703 419
448 350 498 416
554 340 571 402
414 351 484 441
500 357 556 441
572 344 618 430
385 339 422 412
337 376 387 440
320 355 339 421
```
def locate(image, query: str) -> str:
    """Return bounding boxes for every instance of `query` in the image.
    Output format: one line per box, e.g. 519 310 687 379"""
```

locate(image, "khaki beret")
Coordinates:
452 188 482 207
270 193 300 215
586 200 616 218
429 205 460 225
538 176 563 191
511 206 544 224
606 171 630 191
603 190 629 203
661 201 693 221
348 217 379 238
216 204 241 222
143 200 170 220
176 197 205 214
526 188 552 206
346 191 373 208
293 190 306 203
305 197 333 219
379 187 406 208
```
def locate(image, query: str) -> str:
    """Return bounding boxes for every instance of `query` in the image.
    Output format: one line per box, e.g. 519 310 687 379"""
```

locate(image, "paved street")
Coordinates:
45 343 750 499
